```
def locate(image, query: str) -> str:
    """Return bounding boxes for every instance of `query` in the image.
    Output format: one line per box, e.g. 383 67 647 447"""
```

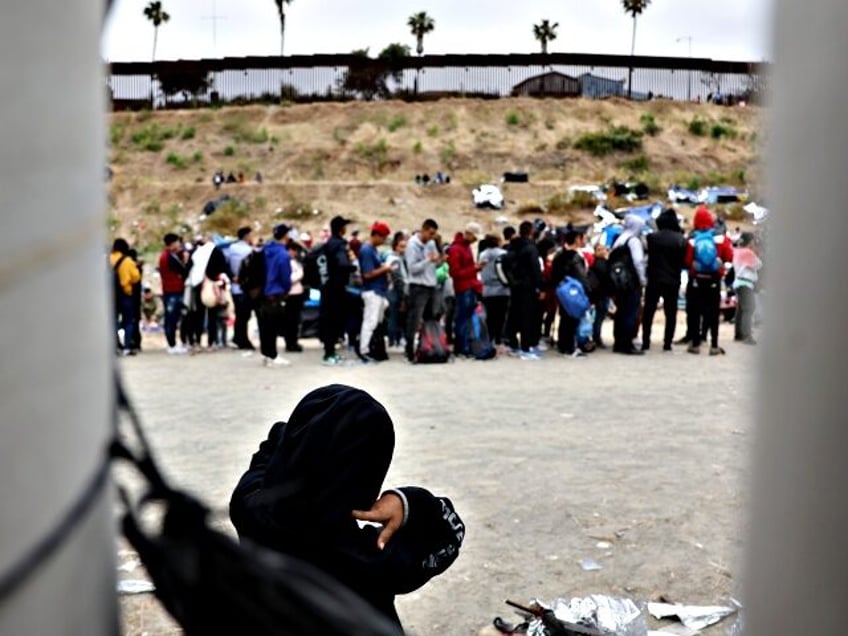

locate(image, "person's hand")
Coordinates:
428 252 440 262
352 492 404 550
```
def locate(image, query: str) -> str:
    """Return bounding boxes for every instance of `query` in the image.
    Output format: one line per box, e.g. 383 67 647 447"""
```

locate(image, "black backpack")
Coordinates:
607 238 640 295
494 251 517 287
303 244 330 290
238 250 266 300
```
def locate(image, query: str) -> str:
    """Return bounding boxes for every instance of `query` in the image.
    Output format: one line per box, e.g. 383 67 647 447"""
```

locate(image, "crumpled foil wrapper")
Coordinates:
528 595 647 636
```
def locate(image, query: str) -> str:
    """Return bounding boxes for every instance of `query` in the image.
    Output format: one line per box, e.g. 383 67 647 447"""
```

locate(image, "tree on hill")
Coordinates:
379 43 412 87
274 0 293 56
340 49 387 101
143 1 170 62
533 19 559 55
621 0 651 98
408 11 435 56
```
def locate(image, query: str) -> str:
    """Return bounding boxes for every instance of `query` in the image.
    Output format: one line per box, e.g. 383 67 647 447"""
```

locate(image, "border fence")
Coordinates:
107 53 766 110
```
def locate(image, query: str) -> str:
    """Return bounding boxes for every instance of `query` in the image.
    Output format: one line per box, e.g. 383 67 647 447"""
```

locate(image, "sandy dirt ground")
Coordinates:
116 318 753 635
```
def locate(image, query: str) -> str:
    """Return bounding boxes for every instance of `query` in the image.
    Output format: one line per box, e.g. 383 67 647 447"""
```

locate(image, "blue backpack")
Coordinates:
469 303 496 360
556 276 591 319
693 230 720 275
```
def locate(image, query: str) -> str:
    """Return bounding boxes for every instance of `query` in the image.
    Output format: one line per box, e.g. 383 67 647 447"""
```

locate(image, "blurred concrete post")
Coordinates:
0 2 117 634
745 0 848 633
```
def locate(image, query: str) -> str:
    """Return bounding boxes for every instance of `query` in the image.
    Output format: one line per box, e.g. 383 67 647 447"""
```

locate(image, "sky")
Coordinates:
103 0 773 63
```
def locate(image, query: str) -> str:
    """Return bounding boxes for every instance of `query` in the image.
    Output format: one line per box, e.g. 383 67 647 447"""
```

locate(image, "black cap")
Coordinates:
273 224 291 240
330 215 352 234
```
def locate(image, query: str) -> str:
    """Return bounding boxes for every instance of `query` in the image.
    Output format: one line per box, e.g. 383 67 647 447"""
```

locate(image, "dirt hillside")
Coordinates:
107 98 761 250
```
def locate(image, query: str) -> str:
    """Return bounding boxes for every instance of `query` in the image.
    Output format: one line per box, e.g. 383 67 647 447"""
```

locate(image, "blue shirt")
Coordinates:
359 243 388 297
263 241 292 297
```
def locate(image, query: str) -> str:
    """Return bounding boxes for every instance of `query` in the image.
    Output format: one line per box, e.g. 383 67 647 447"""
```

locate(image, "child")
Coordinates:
733 232 762 344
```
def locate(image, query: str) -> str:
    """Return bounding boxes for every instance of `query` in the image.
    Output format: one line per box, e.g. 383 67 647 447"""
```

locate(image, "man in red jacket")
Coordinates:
447 222 483 357
158 233 189 354
685 206 734 355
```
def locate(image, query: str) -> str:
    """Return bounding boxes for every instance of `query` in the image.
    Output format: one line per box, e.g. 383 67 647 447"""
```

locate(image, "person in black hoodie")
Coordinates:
229 384 465 630
642 208 687 351
506 221 544 359
320 216 357 365
551 227 591 356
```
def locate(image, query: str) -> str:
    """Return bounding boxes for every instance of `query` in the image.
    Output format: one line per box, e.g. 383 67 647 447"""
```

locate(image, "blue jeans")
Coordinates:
387 287 405 346
453 289 477 356
117 294 135 351
613 289 641 351
162 292 183 348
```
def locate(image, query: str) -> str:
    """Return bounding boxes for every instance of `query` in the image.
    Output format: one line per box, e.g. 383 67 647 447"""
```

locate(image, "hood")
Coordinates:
656 208 681 232
452 232 467 245
693 206 715 230
622 213 646 234
261 385 394 532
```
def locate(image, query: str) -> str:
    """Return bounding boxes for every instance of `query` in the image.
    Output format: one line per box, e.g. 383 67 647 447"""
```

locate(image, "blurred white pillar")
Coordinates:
0 2 117 634
745 0 848 634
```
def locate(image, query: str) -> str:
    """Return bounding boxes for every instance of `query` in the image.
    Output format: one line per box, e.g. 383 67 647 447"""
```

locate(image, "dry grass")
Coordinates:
108 98 761 248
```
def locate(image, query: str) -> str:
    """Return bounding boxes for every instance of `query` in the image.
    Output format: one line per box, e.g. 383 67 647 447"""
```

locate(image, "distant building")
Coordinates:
579 73 626 98
511 71 581 97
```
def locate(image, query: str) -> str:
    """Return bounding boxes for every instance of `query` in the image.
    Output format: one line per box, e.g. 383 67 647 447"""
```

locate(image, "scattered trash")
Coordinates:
596 541 612 550
570 184 608 203
579 558 603 572
667 185 699 205
473 184 505 209
117 559 140 573
611 181 650 202
743 202 769 224
647 602 737 631
117 579 155 595
524 596 646 636
697 186 747 206
502 171 529 183
494 215 510 225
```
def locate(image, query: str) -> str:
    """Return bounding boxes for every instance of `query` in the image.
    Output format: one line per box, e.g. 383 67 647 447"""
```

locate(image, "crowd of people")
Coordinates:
110 204 763 364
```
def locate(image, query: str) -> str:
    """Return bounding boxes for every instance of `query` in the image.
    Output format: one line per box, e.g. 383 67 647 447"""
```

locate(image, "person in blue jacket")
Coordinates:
258 224 292 366
229 384 465 629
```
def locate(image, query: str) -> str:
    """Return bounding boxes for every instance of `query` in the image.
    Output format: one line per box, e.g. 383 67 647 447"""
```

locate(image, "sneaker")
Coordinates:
167 345 188 355
709 347 723 356
528 346 544 356
662 344 673 352
687 345 701 355
742 337 757 346
508 348 521 357
263 356 291 367
322 354 344 366
358 354 377 365
571 350 587 359
536 341 549 352
519 351 541 361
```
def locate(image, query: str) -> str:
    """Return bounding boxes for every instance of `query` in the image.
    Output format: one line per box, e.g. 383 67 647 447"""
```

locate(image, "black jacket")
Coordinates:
646 230 687 288
325 235 356 292
229 385 464 628
550 248 589 291
508 237 542 292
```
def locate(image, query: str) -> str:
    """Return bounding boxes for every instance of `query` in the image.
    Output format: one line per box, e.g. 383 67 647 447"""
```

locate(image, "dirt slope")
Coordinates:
107 98 761 249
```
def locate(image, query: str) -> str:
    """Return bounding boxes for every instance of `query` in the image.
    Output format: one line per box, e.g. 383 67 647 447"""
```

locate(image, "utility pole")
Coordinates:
202 0 227 57
676 36 693 101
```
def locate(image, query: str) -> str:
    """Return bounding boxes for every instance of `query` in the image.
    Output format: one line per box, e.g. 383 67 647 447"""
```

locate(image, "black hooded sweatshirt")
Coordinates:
646 210 687 288
229 385 465 628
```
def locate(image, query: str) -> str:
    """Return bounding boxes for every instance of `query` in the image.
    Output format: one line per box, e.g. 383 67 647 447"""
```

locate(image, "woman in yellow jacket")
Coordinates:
110 238 141 355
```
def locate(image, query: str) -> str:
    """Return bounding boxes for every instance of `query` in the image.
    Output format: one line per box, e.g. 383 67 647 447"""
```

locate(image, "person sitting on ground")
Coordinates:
141 287 161 330
229 384 465 630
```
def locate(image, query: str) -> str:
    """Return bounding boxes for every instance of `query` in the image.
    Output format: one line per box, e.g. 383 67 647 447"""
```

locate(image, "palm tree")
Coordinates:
621 0 651 98
533 19 559 55
143 1 170 62
407 11 435 57
274 0 293 57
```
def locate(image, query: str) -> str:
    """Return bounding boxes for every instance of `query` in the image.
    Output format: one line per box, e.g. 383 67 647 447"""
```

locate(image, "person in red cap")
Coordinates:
357 221 393 363
684 206 734 355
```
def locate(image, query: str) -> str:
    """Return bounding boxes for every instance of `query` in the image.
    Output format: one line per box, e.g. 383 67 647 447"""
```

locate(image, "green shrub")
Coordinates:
711 122 738 140
621 154 650 173
224 145 235 156
181 126 196 140
640 113 661 136
130 124 171 152
354 138 390 175
110 123 125 145
192 151 203 163
685 175 702 191
412 140 423 154
440 141 457 167
136 109 153 123
143 139 163 152
506 112 521 126
688 117 708 137
427 125 440 138
165 152 188 169
573 126 643 156
202 199 251 235
387 114 407 132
